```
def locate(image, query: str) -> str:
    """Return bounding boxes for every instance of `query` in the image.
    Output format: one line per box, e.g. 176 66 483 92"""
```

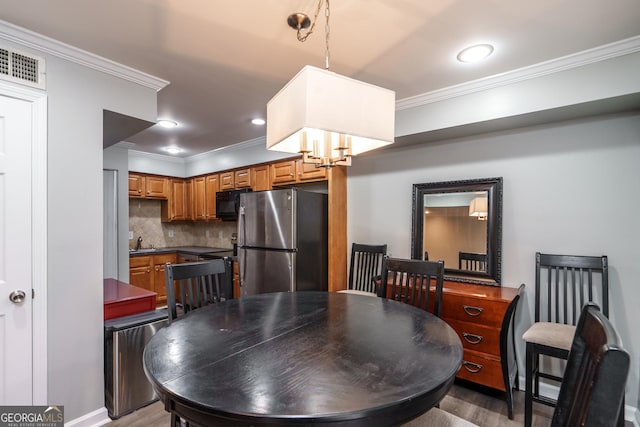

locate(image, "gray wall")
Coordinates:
347 112 640 410
0 42 160 419
104 145 132 281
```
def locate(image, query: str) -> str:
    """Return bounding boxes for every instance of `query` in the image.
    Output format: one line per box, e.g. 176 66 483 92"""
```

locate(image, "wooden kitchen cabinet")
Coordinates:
298 160 327 181
271 158 327 186
128 173 169 199
129 255 153 291
130 253 177 306
162 178 193 221
252 165 270 191
205 174 219 219
152 253 176 306
234 168 252 188
219 171 234 190
232 261 239 299
271 160 297 185
192 176 206 220
193 174 220 220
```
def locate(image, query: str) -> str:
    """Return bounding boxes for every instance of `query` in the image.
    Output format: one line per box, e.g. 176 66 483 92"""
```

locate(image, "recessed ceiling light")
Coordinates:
251 118 266 126
163 146 182 155
157 119 178 128
457 44 494 63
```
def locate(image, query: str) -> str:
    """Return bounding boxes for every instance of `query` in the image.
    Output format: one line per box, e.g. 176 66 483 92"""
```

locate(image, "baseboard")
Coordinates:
518 375 639 425
64 407 110 427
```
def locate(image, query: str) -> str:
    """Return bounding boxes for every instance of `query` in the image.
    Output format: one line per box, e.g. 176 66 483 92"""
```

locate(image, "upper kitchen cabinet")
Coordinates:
161 178 193 221
220 168 252 190
128 173 169 199
219 171 234 190
252 165 271 191
270 158 327 186
234 168 252 188
193 174 219 221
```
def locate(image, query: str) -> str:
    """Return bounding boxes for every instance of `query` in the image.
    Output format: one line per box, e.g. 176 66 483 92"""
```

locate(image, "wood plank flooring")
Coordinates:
106 382 559 427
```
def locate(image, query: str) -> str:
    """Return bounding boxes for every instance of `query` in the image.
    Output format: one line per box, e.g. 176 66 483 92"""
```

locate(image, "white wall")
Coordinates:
347 112 640 410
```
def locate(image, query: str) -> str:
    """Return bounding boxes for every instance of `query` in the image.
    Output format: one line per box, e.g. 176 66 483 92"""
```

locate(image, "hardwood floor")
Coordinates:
106 382 559 427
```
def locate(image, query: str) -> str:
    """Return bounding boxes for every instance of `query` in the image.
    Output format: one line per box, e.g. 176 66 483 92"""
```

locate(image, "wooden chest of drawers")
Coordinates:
441 280 523 419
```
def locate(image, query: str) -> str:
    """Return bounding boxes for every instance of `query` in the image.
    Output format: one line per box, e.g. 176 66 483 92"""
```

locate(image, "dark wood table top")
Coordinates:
143 291 463 427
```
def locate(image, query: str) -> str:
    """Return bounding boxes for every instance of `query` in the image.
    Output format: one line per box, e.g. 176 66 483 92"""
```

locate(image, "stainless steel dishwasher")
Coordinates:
104 309 168 419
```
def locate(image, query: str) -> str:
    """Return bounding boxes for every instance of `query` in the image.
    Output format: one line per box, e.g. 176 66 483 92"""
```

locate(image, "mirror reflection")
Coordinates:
411 177 502 286
423 191 488 272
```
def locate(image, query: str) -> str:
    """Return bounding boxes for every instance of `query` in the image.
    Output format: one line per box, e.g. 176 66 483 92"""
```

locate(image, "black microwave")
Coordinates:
215 188 251 221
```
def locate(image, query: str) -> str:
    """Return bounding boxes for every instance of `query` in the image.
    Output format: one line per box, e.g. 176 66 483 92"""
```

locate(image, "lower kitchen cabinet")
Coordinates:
129 253 177 306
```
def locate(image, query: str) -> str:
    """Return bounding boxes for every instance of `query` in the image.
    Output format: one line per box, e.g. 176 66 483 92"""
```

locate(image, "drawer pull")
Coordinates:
463 305 484 316
462 332 483 345
462 361 483 373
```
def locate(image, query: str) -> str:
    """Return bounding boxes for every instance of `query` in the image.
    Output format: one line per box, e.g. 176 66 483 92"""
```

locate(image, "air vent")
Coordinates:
0 46 46 89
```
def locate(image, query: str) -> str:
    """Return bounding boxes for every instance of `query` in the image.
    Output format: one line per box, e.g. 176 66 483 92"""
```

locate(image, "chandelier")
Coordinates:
266 0 395 168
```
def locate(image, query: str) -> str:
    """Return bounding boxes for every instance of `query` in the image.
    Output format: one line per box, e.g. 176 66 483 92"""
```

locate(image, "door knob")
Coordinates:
9 290 26 304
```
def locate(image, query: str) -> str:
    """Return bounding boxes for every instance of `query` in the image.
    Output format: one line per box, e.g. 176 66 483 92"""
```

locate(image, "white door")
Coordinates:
0 94 33 404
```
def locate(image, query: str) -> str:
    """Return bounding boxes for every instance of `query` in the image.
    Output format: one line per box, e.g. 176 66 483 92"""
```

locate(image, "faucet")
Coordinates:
135 236 143 251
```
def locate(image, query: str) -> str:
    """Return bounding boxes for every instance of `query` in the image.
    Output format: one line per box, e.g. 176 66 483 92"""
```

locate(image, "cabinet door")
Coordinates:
169 179 193 220
271 160 297 185
129 264 152 291
153 254 176 305
252 165 270 191
234 168 252 188
220 172 234 190
192 176 206 220
128 173 145 197
205 174 219 219
145 175 169 198
298 160 327 181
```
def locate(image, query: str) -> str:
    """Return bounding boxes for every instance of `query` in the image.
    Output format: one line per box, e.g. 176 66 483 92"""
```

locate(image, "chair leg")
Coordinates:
525 343 534 427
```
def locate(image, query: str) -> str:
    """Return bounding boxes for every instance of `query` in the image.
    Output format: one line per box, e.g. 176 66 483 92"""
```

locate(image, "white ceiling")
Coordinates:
1 0 639 157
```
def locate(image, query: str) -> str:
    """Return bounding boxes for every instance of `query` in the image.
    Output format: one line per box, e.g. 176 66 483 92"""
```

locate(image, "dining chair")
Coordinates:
381 257 445 316
165 258 233 323
522 252 609 427
458 251 486 271
339 243 387 296
550 302 628 427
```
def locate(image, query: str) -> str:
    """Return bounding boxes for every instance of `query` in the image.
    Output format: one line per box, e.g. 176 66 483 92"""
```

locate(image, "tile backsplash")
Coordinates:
129 199 237 249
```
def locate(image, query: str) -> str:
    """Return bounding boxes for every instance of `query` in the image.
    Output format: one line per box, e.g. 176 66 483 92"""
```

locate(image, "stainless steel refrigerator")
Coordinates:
238 188 328 296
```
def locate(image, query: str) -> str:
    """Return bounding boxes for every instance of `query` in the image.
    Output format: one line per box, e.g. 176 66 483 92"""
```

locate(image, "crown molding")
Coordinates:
396 35 640 110
127 149 186 164
0 19 169 91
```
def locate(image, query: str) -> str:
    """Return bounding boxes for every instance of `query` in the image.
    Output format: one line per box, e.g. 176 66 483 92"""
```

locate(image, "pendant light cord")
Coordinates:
295 0 331 70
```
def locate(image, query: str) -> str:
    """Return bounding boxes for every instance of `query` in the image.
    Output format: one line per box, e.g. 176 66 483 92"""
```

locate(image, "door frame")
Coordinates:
0 80 48 404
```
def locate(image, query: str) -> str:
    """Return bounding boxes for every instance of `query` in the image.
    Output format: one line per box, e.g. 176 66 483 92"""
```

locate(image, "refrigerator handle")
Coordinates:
238 205 245 289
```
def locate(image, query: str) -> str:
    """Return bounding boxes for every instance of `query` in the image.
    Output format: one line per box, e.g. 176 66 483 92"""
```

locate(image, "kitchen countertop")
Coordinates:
103 278 157 320
129 246 232 256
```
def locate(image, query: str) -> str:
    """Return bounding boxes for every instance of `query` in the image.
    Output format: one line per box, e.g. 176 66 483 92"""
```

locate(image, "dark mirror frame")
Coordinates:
411 177 503 286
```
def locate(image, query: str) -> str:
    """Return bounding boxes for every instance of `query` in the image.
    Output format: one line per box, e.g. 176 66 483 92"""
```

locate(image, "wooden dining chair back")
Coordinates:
381 257 445 317
523 252 609 427
343 243 387 295
551 303 628 427
458 251 486 271
165 258 233 323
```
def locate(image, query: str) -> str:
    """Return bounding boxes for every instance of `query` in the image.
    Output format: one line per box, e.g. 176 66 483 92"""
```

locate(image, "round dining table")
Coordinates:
143 291 463 427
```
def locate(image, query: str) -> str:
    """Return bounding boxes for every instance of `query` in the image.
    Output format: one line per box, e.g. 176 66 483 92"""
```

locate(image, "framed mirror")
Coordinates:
411 177 503 286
